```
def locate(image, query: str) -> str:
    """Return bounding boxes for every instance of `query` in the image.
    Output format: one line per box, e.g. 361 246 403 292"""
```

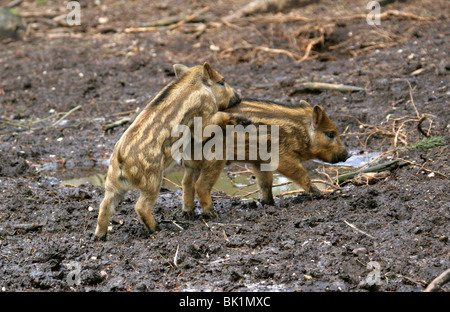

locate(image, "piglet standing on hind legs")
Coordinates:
95 63 242 240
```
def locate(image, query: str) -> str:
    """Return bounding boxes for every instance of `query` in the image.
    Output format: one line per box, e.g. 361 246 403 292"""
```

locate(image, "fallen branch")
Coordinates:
336 160 406 184
11 222 44 233
103 116 133 132
277 189 333 197
423 268 450 292
350 171 390 186
299 82 364 92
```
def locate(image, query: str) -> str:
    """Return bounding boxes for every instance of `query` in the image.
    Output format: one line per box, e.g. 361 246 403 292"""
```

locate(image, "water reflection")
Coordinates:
58 165 303 199
42 150 380 198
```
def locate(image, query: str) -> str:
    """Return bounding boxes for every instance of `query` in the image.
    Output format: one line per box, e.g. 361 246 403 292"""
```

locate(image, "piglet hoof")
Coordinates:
260 198 275 206
182 210 195 220
94 227 108 241
202 210 217 219
146 223 161 233
94 234 108 242
308 185 324 199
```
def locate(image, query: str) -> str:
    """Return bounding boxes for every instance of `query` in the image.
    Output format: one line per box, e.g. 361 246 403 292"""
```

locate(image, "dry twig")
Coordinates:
423 268 450 292
385 272 427 287
0 105 82 131
173 245 180 268
169 7 210 30
343 220 376 239
163 177 182 189
123 26 157 34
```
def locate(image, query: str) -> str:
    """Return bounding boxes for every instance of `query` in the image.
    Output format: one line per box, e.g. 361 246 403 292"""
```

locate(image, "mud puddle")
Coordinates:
39 162 303 198
36 151 379 199
314 151 381 168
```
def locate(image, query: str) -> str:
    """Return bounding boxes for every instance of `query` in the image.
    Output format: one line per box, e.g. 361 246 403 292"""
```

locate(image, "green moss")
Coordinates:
406 137 446 151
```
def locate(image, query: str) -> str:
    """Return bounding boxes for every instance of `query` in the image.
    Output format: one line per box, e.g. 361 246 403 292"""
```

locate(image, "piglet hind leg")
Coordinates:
95 180 126 240
195 160 226 219
134 190 160 234
182 165 201 220
251 164 275 205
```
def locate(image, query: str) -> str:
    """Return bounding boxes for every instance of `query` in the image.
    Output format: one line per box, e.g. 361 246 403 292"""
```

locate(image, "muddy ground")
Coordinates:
0 0 449 292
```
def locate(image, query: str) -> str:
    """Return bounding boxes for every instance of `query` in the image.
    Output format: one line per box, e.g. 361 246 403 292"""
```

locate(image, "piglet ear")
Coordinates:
202 62 214 84
299 100 311 108
173 64 189 79
312 105 323 130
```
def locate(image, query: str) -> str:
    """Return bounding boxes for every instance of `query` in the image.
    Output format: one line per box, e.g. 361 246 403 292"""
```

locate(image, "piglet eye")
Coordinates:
325 131 336 139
